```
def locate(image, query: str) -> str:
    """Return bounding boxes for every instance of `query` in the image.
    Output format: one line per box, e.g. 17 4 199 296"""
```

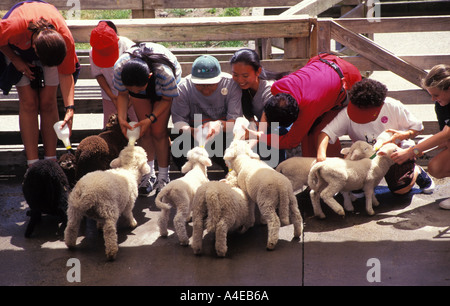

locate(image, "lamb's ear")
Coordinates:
249 151 260 159
200 156 212 167
181 161 193 173
341 147 350 155
110 157 121 168
223 148 235 161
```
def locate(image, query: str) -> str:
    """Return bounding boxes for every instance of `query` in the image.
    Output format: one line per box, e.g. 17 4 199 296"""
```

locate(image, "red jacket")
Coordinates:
260 54 361 157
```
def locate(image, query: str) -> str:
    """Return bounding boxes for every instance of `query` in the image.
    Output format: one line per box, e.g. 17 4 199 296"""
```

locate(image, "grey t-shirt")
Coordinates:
171 73 243 128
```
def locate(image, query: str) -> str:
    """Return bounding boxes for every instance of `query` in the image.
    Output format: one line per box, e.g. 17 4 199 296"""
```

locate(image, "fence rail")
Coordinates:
1 9 449 171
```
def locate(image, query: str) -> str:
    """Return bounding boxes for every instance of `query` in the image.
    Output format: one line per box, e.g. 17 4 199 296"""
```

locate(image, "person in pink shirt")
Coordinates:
256 53 361 160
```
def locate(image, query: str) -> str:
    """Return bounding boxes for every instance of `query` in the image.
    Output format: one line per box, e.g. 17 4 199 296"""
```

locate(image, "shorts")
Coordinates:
15 60 59 88
384 159 415 192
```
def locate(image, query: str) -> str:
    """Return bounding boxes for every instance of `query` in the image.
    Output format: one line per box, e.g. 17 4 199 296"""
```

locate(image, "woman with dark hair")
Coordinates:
230 48 287 122
0 1 79 167
113 42 181 196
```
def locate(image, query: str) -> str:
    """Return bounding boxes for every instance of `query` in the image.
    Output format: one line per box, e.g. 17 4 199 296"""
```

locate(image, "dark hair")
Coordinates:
122 44 177 87
28 18 66 67
348 78 387 108
230 48 289 81
264 93 299 127
121 58 150 87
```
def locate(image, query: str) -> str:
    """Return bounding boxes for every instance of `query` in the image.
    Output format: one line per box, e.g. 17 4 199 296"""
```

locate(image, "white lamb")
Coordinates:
276 141 375 194
307 143 398 218
223 140 303 250
64 144 150 261
191 170 255 257
155 146 212 246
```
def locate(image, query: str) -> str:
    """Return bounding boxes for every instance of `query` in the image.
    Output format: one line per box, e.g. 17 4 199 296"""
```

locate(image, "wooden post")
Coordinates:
330 21 428 87
132 9 156 18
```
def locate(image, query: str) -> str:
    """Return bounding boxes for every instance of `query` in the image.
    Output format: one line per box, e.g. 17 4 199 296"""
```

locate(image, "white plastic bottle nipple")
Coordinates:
53 121 71 150
195 124 208 147
126 121 141 146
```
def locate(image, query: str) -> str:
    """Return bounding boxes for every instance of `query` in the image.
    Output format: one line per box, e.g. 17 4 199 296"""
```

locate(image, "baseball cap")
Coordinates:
347 100 383 124
191 55 223 84
90 21 119 68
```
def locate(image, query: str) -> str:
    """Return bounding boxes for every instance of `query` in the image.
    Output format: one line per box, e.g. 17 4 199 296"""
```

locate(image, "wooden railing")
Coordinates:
1 1 449 171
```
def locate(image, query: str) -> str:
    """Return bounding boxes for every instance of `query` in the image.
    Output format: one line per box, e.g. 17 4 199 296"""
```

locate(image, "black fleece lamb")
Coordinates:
22 152 76 238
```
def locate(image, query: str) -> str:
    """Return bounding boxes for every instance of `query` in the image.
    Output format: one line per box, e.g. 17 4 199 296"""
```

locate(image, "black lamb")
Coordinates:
22 152 76 238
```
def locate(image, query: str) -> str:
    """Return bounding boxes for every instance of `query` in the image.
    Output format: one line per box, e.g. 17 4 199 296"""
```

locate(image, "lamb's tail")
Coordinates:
155 188 171 211
307 163 322 191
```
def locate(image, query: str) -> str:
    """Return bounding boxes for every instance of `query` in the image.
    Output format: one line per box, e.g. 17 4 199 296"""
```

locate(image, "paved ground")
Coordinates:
1 169 449 289
0 26 449 297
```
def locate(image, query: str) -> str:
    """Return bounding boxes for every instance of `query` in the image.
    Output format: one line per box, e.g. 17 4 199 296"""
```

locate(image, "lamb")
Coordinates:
22 152 76 238
191 170 255 257
75 113 128 181
223 139 303 250
276 141 375 194
307 143 398 218
155 146 212 246
64 144 150 261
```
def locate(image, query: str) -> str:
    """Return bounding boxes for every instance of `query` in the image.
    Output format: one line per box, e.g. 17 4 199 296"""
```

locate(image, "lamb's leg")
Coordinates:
363 187 376 216
64 207 83 249
173 207 190 246
309 189 326 219
320 184 345 216
289 194 303 238
262 210 280 250
191 214 204 255
342 192 355 212
215 220 229 257
157 208 170 237
122 203 137 228
25 209 41 238
103 218 119 261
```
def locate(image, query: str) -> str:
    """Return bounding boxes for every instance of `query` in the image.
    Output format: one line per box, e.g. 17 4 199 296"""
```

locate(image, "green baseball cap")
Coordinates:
191 55 223 84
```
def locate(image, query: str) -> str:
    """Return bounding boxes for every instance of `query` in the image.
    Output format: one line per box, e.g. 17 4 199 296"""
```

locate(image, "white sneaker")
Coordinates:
439 198 450 210
155 177 170 195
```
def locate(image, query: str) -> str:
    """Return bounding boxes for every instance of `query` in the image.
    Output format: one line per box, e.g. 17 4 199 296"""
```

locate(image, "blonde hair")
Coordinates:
422 64 450 90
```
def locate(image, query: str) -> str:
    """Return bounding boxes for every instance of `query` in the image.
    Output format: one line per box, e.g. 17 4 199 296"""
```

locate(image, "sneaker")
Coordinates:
351 189 365 199
439 198 450 210
415 166 435 194
139 174 157 197
155 177 170 195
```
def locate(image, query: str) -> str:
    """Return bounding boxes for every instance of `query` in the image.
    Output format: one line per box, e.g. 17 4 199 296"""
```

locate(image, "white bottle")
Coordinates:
233 116 250 140
126 121 141 146
53 121 71 150
195 124 209 147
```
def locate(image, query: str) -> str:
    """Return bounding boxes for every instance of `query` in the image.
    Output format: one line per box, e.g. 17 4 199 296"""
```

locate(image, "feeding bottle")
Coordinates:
53 121 71 150
127 121 141 145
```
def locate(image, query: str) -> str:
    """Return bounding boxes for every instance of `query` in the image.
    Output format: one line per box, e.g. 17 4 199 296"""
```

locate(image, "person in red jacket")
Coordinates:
0 1 79 167
254 53 361 161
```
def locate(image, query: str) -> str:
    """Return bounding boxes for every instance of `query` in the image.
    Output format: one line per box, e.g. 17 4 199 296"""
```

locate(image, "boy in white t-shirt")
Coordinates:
89 21 137 127
317 78 435 195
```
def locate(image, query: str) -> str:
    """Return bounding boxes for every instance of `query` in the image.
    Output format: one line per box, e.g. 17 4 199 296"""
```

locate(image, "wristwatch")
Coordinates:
412 146 421 157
